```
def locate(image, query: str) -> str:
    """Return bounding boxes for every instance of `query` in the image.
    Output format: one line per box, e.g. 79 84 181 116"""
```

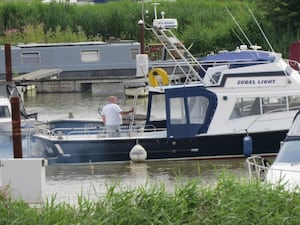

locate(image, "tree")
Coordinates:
259 0 300 32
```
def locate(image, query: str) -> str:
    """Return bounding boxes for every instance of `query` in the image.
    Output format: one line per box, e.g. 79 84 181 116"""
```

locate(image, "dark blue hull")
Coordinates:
36 130 287 164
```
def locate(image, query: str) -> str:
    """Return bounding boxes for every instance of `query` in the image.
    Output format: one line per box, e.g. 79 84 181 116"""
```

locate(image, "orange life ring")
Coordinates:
148 68 169 87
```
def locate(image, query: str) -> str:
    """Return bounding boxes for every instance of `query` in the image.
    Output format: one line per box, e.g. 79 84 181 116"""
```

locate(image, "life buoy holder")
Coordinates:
148 68 169 87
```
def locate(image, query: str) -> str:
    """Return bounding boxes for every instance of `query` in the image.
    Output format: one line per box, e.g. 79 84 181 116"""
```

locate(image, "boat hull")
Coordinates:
34 130 287 164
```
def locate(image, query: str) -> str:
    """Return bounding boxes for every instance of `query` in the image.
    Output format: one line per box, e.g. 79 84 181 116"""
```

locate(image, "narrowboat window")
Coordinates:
21 52 40 65
262 96 287 113
170 97 186 124
149 94 166 121
130 48 139 60
81 50 100 62
230 97 260 119
288 96 300 111
0 106 10 118
188 96 209 124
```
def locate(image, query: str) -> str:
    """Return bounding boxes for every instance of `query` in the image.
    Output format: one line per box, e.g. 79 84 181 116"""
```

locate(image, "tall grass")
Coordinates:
0 0 296 57
1 174 300 224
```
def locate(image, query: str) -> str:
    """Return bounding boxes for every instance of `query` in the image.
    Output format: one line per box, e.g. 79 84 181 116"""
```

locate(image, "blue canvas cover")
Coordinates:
165 85 217 139
200 50 275 63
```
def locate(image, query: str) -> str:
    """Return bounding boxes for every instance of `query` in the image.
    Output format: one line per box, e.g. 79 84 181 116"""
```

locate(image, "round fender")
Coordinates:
148 68 169 87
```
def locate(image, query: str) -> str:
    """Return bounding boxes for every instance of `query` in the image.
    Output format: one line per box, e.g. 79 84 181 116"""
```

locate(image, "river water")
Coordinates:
20 86 251 203
45 159 249 204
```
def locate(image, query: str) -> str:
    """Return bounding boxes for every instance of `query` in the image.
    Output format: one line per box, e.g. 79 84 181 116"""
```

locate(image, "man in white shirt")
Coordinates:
101 96 134 137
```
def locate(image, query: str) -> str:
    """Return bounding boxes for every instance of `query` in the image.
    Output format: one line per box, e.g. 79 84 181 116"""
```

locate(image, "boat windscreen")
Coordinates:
275 141 300 163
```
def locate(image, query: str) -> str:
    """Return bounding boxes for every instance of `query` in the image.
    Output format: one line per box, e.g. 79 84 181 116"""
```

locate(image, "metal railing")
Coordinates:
35 124 166 139
246 155 271 181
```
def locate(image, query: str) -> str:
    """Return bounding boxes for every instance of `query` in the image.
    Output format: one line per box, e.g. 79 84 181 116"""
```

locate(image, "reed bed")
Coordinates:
0 0 295 57
1 174 300 224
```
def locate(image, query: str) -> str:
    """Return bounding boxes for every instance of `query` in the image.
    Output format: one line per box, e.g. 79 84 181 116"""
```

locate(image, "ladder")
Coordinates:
151 27 212 85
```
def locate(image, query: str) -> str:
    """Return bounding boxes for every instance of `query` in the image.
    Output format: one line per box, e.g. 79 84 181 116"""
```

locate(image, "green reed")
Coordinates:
0 0 295 57
1 173 300 225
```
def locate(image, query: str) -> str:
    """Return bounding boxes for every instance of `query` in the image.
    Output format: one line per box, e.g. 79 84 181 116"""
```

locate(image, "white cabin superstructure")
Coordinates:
205 53 300 135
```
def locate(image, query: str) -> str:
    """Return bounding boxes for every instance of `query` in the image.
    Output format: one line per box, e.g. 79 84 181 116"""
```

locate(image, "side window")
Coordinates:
169 96 209 125
230 96 289 120
149 94 166 121
288 96 300 111
81 50 100 62
188 96 209 124
170 97 186 124
230 97 260 119
262 97 287 113
21 52 40 65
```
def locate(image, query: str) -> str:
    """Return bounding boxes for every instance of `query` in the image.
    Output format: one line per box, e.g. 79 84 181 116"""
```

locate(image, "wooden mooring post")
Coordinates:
5 43 23 158
10 96 22 158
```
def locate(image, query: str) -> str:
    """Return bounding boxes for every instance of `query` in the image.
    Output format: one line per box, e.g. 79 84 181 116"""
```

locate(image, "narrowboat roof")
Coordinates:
0 40 140 49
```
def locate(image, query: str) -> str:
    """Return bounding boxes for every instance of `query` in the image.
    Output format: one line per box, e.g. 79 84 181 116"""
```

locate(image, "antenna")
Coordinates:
245 4 274 52
141 1 154 31
153 2 160 20
231 29 245 45
225 6 253 47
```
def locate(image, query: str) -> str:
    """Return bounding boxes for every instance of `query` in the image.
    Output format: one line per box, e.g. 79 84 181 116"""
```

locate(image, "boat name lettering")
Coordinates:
237 79 276 85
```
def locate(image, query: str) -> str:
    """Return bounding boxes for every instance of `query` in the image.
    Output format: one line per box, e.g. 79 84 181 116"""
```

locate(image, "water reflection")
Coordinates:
0 133 39 158
45 159 249 204
24 91 148 121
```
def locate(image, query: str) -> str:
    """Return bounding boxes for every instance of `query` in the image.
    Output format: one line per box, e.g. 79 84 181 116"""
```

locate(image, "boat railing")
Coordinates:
36 126 104 137
245 106 298 132
35 124 166 139
246 155 271 181
147 58 275 86
201 60 273 68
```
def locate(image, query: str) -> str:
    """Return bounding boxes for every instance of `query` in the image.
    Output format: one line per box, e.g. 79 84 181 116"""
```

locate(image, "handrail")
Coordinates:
246 155 270 181
129 87 146 136
35 124 166 139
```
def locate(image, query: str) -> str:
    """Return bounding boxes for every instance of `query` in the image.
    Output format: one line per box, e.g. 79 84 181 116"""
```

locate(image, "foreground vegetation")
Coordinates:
0 0 297 57
1 175 300 224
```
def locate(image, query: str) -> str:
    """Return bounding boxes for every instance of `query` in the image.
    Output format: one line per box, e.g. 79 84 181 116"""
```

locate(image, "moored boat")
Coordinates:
0 82 41 158
0 40 140 81
247 111 300 191
264 111 300 190
32 5 300 164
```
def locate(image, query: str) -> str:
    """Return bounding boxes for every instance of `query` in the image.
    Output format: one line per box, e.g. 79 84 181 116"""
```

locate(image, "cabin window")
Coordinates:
262 96 287 113
170 97 186 124
230 97 261 119
0 106 10 118
130 48 139 60
149 94 166 121
288 96 300 111
21 52 40 65
188 96 209 124
230 96 292 120
80 50 100 62
169 96 209 125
